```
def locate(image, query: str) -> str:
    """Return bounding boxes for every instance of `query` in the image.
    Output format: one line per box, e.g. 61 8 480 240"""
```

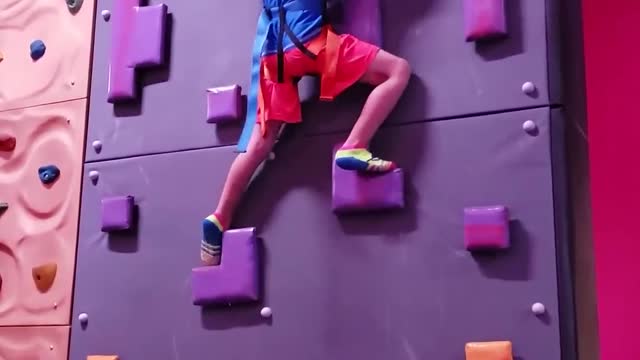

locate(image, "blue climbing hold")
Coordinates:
30 40 46 60
38 165 60 184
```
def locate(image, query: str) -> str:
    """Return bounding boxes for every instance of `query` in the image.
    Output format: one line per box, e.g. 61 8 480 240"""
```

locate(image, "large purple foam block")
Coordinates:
101 196 135 232
463 0 507 42
332 151 404 213
463 206 510 250
206 85 243 124
333 0 382 47
191 228 260 306
108 0 168 102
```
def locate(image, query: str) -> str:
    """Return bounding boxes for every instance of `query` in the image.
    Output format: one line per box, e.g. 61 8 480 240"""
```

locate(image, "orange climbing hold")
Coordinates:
32 263 58 293
87 356 119 360
465 341 513 360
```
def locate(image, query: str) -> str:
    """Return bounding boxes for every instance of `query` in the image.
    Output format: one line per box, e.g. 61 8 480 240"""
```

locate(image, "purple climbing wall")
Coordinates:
70 108 564 359
85 0 554 161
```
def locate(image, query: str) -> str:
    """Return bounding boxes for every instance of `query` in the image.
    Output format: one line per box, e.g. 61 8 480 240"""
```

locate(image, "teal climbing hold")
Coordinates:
38 165 60 184
30 40 46 60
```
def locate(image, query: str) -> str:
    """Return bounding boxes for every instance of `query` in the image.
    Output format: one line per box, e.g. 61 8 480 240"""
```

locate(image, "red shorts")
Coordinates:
257 32 380 125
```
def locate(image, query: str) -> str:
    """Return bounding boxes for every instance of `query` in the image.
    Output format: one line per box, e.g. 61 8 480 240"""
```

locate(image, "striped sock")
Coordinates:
201 213 225 266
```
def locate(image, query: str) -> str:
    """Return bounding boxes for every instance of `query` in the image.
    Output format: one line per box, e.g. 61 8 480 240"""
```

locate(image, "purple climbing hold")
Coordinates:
332 146 405 213
101 195 135 232
463 0 507 42
108 1 168 102
463 205 510 250
30 40 46 60
206 85 243 124
191 228 260 306
127 4 168 68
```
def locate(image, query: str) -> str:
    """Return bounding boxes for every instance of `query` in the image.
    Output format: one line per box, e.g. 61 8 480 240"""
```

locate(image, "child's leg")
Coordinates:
201 121 283 266
335 50 411 172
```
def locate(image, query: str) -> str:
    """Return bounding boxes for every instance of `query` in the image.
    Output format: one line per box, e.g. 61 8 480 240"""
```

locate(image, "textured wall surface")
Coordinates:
0 326 69 359
0 0 95 112
71 108 565 359
0 99 87 325
85 0 552 161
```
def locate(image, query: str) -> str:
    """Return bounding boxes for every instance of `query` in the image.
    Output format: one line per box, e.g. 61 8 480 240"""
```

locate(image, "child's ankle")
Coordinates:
340 142 367 150
213 212 230 230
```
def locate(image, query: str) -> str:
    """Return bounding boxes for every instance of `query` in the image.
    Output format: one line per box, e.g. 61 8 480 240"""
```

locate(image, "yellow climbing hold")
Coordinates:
32 263 57 293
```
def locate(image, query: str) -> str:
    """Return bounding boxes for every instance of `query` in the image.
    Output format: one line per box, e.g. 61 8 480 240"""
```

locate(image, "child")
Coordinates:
201 0 411 265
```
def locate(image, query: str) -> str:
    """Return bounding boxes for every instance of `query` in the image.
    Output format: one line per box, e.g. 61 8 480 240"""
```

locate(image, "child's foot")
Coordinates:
201 214 224 266
335 148 397 173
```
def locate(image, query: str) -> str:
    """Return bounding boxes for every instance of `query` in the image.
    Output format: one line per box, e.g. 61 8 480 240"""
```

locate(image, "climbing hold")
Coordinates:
522 81 536 95
464 206 510 251
531 302 546 315
32 263 57 293
191 228 260 306
88 170 99 183
0 274 3 292
260 307 273 318
332 145 404 213
0 51 4 62
66 0 83 13
87 356 119 360
0 135 16 151
78 312 89 323
30 40 46 60
268 152 276 161
92 140 103 153
0 202 7 214
101 9 111 21
465 341 513 360
522 120 537 134
463 0 507 42
38 165 60 184
49 345 54 351
101 196 135 232
206 85 243 124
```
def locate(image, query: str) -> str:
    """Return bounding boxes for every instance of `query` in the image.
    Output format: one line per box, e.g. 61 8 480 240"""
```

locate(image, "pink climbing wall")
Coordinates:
0 326 70 359
0 0 94 355
0 0 95 112
0 100 87 326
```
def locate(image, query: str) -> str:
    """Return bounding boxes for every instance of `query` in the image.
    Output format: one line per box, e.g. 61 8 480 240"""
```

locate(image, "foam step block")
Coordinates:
191 228 260 306
463 0 507 42
332 149 404 213
101 196 135 232
464 206 510 250
465 341 513 360
108 1 168 102
206 85 243 124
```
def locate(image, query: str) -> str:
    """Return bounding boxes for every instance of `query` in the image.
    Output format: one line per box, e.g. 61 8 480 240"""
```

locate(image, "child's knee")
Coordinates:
393 57 411 84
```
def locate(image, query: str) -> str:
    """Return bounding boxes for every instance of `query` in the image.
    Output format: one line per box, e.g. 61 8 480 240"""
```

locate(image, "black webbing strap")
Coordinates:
271 1 319 83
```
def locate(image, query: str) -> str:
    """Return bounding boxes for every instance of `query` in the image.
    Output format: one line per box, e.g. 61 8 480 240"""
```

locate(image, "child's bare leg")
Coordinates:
201 121 283 266
335 50 411 172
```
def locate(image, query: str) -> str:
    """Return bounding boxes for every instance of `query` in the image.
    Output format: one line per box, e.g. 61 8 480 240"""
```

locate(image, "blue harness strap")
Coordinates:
236 10 270 153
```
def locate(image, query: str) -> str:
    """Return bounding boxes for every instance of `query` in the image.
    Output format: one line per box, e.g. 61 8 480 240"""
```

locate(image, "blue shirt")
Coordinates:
261 0 324 56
